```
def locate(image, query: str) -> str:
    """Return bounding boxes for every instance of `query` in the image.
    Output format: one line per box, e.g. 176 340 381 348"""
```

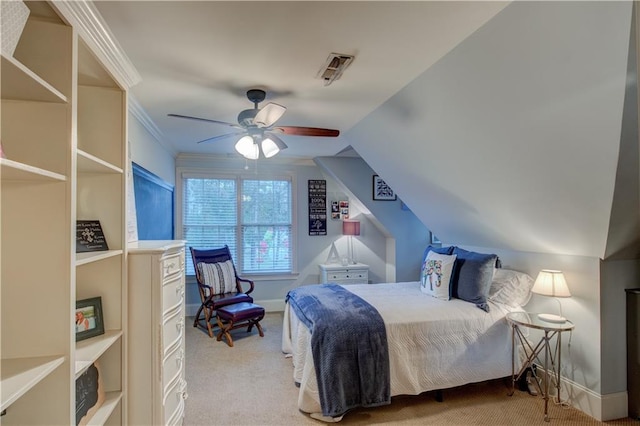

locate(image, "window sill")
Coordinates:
186 272 299 283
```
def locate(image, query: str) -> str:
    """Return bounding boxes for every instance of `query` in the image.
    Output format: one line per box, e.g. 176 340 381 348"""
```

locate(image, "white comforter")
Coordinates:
282 281 523 417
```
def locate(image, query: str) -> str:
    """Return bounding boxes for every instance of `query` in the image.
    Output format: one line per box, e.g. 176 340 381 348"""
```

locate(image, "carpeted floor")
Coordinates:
183 313 636 425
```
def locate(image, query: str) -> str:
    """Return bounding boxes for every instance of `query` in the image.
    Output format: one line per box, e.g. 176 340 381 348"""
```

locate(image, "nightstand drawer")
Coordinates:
319 263 369 285
326 271 368 281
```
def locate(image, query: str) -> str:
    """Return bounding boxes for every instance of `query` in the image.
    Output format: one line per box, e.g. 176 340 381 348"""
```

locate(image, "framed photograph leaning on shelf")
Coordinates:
75 297 105 342
76 220 109 252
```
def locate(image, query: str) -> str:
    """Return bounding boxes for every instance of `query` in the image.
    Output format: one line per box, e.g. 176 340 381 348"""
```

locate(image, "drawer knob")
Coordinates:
179 379 188 400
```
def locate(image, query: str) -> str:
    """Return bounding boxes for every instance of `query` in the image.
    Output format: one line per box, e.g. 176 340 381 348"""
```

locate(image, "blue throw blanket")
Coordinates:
286 284 390 417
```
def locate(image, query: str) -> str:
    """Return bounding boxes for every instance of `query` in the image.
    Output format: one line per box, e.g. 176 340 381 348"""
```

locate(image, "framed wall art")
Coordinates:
75 297 105 342
430 232 442 245
373 175 397 201
308 179 327 236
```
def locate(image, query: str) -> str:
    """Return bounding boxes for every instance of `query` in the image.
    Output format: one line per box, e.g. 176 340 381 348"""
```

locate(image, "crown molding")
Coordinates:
128 94 175 150
53 0 141 89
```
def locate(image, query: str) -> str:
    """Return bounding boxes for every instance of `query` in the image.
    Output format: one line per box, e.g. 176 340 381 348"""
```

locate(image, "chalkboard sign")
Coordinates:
76 362 105 425
76 220 109 252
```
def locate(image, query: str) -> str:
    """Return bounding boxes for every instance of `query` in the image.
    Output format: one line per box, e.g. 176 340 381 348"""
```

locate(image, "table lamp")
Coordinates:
531 269 571 323
342 220 360 264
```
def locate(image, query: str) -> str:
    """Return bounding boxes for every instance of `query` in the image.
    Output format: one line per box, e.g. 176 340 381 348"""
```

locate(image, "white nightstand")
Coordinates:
319 263 369 284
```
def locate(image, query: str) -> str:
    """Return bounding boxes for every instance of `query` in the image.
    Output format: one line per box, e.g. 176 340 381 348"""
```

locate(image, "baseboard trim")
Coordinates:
535 367 628 421
186 299 285 317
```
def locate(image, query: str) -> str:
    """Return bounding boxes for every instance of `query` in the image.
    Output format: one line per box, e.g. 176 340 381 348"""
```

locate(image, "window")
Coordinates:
182 174 293 275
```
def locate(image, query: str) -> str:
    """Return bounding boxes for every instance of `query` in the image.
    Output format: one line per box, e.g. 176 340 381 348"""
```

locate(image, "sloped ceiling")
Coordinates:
346 1 635 259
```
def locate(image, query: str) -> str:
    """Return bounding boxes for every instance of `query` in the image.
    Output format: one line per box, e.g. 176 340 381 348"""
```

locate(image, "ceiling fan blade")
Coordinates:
196 131 246 144
168 113 244 130
272 126 340 137
254 103 286 128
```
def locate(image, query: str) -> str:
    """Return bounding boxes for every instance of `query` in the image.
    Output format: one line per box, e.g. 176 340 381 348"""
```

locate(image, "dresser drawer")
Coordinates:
162 251 184 279
163 376 187 426
162 274 185 315
162 305 185 352
163 341 185 396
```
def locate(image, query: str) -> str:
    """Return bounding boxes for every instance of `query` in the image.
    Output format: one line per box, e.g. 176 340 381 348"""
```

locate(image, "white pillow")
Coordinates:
420 251 457 300
197 260 237 294
488 269 534 307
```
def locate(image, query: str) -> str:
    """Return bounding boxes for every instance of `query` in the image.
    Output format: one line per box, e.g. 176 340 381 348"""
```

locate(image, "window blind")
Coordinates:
182 175 292 275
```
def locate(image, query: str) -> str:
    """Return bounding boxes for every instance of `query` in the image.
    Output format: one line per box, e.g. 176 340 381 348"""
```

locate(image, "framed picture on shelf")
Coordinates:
75 297 105 342
76 220 109 252
373 175 397 201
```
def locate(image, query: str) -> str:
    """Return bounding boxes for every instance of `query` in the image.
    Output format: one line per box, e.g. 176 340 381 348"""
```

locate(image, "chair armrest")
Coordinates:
237 276 255 295
196 281 214 299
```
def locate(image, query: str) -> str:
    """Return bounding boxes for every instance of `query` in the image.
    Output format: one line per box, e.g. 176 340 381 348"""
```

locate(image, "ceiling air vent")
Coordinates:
316 53 354 86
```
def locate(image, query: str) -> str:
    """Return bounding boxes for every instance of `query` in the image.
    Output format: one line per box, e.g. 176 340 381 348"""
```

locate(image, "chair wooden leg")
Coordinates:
204 306 215 338
193 305 204 327
254 320 264 337
216 316 234 347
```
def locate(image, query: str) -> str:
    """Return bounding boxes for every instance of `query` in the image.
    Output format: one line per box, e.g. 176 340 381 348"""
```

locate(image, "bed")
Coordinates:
282 256 534 422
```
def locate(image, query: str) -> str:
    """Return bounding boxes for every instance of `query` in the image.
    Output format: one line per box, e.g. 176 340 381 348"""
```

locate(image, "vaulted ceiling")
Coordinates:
97 1 639 259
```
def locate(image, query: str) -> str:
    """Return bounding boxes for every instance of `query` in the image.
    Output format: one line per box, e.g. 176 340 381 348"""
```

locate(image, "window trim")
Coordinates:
176 167 298 276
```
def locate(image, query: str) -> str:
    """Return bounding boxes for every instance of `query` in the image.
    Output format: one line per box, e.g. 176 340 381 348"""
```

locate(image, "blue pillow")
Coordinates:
422 245 454 260
451 247 497 312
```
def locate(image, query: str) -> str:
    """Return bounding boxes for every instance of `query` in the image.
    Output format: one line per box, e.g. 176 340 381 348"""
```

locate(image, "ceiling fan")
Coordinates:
168 89 340 159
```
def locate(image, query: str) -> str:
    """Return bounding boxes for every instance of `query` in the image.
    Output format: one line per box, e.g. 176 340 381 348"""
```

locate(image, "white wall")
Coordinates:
315 155 430 283
174 153 390 312
347 1 632 259
337 1 637 419
128 111 176 186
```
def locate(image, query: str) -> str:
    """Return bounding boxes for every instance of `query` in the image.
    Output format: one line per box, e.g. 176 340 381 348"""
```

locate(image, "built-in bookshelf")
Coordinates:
0 1 138 424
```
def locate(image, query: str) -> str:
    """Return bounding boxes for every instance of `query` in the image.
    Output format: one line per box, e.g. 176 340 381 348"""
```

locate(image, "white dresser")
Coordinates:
319 263 370 284
128 240 187 426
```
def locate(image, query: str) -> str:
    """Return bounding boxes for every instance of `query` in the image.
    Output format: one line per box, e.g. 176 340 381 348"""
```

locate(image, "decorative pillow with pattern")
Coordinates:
197 260 236 294
420 251 457 300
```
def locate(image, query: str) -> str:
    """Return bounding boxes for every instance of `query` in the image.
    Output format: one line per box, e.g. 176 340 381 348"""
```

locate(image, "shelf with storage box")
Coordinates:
319 263 370 285
0 1 137 424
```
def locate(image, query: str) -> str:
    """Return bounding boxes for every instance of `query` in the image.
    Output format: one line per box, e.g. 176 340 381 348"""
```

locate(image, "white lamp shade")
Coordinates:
235 135 259 160
261 135 287 158
532 269 571 298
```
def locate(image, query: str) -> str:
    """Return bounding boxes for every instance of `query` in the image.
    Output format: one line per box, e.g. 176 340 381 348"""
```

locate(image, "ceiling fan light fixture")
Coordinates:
316 53 355 86
261 136 288 158
235 135 259 160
